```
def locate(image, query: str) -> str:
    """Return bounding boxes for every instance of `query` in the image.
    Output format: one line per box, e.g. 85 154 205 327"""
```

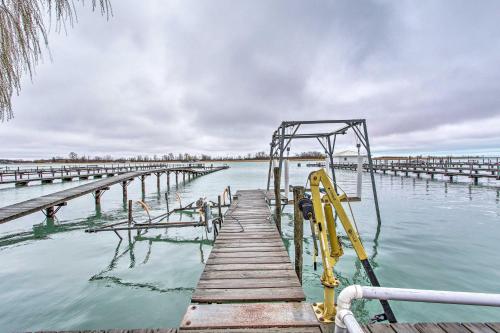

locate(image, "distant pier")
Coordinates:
0 165 228 224
333 156 500 185
0 163 209 187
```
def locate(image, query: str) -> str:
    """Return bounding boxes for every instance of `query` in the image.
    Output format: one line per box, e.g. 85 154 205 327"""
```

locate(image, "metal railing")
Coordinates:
335 285 500 333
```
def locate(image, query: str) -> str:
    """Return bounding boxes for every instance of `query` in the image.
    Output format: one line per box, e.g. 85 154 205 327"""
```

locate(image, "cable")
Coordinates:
223 188 245 233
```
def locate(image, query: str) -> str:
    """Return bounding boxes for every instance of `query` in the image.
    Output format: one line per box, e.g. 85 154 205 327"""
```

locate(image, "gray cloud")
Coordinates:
3 0 500 159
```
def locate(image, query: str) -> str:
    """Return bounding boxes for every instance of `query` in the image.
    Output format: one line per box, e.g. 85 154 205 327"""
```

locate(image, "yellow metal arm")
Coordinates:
298 168 396 323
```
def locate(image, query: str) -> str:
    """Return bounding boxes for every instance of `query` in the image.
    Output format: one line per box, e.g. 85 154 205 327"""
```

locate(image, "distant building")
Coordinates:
332 150 367 164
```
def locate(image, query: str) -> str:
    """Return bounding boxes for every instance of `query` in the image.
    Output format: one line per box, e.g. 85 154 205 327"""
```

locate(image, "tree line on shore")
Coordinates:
1 151 325 164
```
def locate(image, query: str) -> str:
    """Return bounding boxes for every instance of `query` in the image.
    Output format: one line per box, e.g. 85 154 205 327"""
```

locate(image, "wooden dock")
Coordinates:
0 166 227 224
180 189 316 331
192 189 304 303
332 157 500 185
0 163 210 186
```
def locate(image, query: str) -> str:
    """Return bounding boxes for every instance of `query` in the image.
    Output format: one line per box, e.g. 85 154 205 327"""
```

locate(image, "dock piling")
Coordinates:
293 186 305 284
273 167 281 234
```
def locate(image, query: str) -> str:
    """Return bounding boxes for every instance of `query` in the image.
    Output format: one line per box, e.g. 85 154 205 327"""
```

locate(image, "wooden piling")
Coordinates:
141 175 146 194
167 172 170 188
95 190 101 206
128 200 132 225
293 186 305 284
122 181 127 201
45 206 55 219
273 167 281 234
218 195 223 220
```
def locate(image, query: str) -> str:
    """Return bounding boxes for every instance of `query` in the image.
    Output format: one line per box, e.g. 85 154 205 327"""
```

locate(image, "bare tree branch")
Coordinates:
0 0 112 121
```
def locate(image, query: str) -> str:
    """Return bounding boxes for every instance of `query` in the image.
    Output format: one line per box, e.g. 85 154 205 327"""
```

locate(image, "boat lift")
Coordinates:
85 187 232 240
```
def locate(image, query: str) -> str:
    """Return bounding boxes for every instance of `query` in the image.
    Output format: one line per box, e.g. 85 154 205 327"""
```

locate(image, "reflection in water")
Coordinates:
0 212 104 249
89 230 210 293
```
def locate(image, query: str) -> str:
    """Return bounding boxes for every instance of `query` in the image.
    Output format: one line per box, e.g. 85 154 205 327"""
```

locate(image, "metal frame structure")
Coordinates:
266 119 382 227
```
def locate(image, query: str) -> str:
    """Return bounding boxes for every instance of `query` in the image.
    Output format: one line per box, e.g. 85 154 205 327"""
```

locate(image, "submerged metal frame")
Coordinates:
266 119 383 229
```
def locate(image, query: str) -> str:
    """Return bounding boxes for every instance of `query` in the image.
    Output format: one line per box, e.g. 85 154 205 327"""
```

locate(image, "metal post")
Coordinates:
273 167 281 234
266 141 275 190
293 186 305 284
228 186 232 204
284 158 290 199
278 125 286 180
362 121 383 228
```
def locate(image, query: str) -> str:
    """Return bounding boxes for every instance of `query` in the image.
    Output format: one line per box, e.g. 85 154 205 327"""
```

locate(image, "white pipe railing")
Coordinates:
335 285 500 333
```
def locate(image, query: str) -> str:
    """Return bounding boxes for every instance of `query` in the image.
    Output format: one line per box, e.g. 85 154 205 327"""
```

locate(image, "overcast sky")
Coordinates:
3 0 500 159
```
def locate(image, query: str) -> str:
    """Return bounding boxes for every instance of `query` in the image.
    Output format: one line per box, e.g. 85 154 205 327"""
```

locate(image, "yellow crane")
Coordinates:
298 168 396 323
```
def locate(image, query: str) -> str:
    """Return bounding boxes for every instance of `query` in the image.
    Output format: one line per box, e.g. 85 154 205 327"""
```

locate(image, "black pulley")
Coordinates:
297 197 314 220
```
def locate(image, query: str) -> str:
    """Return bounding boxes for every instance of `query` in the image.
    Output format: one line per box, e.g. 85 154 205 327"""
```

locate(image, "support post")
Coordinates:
122 181 128 202
167 172 170 188
141 175 146 194
156 173 160 191
228 186 232 204
266 142 275 190
362 121 383 229
293 186 305 284
128 200 133 225
273 167 281 234
284 158 290 199
175 172 178 186
46 206 55 219
218 195 223 220
183 172 186 183
95 191 101 206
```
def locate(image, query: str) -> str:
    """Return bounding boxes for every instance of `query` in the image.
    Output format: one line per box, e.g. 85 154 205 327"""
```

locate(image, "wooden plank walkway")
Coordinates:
0 167 226 224
191 189 305 303
181 189 312 331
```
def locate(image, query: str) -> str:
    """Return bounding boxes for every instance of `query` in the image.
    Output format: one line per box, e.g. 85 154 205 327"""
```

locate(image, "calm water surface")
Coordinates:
0 162 499 331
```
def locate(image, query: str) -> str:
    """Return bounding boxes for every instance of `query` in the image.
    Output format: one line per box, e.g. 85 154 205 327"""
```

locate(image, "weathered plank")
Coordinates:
391 323 420 333
180 303 317 329
178 328 321 333
206 257 291 265
463 323 497 333
200 269 298 280
368 324 396 333
203 263 293 271
415 323 446 333
438 323 470 333
208 251 288 258
197 278 301 289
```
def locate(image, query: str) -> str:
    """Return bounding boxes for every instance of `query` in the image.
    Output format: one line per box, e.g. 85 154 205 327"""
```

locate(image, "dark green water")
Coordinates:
0 162 499 331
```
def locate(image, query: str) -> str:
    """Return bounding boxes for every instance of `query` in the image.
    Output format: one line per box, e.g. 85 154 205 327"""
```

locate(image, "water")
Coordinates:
0 162 499 331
